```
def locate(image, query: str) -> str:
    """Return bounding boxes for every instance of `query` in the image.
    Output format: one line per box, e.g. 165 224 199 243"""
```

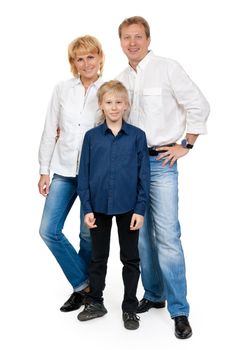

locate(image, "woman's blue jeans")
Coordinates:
39 174 91 291
139 157 190 318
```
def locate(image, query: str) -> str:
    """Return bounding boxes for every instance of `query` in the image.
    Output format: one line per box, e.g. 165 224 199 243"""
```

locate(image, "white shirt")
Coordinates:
117 51 210 147
39 77 103 176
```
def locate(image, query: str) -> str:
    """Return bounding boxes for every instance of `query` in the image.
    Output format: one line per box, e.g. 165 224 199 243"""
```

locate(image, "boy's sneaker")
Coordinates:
77 302 107 321
123 312 140 330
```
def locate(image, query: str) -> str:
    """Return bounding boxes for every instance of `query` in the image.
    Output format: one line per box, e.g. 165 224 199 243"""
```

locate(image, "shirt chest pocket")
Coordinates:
141 88 162 112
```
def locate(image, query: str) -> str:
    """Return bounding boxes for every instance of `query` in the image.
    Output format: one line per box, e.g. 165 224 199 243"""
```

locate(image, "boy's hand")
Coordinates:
84 213 97 229
130 213 144 230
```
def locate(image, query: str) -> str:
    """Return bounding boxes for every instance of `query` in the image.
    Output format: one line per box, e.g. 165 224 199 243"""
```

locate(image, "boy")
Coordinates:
77 80 150 330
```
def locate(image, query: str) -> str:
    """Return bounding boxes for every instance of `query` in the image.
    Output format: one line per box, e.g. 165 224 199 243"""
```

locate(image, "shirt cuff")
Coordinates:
82 203 93 215
39 166 50 175
186 125 207 135
134 203 146 216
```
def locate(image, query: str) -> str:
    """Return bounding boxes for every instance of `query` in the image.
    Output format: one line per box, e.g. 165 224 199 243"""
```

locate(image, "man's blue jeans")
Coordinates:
139 157 190 318
39 174 91 291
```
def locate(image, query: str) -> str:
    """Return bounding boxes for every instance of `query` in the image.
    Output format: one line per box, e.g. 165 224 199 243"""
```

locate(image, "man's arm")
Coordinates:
168 59 210 135
157 60 210 167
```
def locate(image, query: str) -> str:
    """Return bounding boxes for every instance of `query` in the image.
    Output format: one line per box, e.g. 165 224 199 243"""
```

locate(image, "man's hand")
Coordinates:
38 175 50 197
84 213 97 229
130 213 144 230
156 144 189 167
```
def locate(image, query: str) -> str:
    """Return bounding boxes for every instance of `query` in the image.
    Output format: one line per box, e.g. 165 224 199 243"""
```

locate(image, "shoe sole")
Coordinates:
124 324 140 330
175 331 192 339
60 302 84 312
60 305 83 312
78 311 107 322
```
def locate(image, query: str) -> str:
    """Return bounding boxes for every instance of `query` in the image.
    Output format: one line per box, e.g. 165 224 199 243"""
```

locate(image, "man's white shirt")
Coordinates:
117 51 210 147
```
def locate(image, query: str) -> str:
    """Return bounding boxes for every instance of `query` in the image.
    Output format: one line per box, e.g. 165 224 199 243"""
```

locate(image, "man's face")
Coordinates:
120 23 151 69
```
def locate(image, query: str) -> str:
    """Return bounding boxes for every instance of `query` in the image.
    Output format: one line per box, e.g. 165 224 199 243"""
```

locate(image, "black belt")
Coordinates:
148 143 175 156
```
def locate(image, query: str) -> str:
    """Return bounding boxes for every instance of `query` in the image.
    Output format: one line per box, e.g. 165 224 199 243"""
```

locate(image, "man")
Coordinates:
117 16 210 339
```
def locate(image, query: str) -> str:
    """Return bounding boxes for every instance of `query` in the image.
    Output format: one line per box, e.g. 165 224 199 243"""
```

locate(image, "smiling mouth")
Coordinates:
128 48 139 52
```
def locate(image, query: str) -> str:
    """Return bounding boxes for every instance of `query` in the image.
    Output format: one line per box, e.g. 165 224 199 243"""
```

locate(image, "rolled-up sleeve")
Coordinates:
168 60 210 135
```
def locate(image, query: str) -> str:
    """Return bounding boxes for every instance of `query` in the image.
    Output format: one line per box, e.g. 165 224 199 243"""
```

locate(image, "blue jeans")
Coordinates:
39 174 92 291
139 157 190 318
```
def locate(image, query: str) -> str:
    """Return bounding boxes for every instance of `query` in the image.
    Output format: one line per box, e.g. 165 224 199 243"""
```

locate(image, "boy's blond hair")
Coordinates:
97 80 130 124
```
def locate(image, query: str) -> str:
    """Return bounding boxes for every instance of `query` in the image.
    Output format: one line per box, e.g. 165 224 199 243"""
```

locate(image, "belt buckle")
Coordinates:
148 146 158 156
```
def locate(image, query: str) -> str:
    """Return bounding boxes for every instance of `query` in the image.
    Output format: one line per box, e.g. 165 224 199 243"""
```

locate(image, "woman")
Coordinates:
38 35 104 312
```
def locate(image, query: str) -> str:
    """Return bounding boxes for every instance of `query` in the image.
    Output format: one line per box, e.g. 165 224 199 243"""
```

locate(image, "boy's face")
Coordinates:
100 92 128 123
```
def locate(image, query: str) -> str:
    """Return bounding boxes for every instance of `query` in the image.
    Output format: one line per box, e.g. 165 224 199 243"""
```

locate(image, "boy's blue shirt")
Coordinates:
78 121 150 216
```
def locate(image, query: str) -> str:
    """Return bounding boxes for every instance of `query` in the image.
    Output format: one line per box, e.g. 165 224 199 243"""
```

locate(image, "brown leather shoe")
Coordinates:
60 292 85 312
137 298 166 313
174 316 192 339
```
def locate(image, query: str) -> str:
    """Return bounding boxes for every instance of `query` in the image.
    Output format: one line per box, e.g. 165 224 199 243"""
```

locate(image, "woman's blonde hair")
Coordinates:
97 80 130 124
68 35 104 77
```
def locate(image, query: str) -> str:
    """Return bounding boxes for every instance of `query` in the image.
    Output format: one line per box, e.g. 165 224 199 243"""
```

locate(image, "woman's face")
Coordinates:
73 52 101 82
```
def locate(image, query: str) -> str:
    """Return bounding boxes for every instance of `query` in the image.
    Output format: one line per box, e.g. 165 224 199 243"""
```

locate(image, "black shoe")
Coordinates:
137 298 166 313
60 292 85 312
174 316 192 339
77 303 107 321
122 312 140 330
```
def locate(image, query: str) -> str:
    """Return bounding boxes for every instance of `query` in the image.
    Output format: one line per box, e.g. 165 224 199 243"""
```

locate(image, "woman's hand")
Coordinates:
38 175 50 197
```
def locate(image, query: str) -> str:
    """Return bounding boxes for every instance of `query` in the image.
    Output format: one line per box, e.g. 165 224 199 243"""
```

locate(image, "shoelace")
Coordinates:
84 303 93 310
84 303 101 311
124 313 140 321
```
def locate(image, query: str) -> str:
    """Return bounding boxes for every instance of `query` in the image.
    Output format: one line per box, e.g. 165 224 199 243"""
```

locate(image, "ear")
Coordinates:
124 101 130 111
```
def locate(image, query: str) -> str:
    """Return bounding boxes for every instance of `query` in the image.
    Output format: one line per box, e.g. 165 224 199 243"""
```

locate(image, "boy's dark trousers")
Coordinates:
86 211 140 313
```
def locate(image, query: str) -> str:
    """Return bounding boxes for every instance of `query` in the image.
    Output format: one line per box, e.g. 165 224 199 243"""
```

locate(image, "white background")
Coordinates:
1 0 232 349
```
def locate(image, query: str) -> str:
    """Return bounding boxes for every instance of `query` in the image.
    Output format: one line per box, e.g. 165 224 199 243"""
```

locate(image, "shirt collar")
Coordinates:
102 121 129 135
128 50 154 73
72 76 103 88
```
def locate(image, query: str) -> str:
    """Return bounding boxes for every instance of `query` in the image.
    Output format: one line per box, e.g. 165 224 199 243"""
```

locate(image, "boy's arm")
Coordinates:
77 133 93 214
134 131 150 216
